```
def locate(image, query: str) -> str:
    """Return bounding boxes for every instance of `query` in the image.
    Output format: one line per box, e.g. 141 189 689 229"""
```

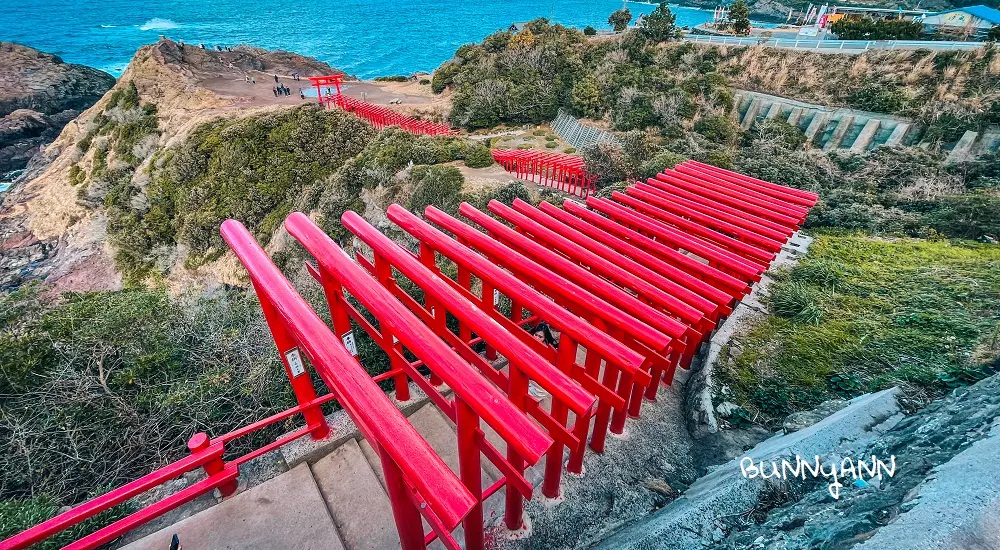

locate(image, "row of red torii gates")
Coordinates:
308 75 599 197
309 74 453 136
4 159 817 550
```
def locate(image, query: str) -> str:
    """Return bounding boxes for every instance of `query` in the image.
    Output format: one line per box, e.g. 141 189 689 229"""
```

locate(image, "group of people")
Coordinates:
272 85 307 99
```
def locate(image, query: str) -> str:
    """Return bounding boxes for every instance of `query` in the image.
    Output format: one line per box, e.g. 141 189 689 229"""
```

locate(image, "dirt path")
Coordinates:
200 70 447 113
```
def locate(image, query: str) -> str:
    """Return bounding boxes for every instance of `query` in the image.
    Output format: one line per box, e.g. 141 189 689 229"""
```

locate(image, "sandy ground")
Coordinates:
199 70 448 115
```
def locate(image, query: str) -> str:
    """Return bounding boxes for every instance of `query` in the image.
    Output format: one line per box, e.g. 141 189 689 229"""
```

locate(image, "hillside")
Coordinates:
0 40 349 293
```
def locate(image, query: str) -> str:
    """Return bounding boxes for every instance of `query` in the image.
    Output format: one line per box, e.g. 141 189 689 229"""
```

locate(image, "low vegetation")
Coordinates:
715 234 1000 427
433 21 999 140
0 286 305 543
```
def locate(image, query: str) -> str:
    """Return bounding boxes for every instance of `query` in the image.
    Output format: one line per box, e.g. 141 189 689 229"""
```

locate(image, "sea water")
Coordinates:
1 0 726 78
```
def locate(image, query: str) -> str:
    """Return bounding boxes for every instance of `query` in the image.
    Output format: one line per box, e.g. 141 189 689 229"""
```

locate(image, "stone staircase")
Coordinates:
121 401 506 550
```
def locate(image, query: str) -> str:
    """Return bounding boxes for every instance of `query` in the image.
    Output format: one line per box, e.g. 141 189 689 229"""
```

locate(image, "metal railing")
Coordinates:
684 34 989 52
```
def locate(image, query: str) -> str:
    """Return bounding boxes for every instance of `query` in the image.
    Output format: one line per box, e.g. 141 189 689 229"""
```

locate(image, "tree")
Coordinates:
609 8 633 33
584 25 597 36
989 25 1000 42
728 0 751 36
642 2 682 42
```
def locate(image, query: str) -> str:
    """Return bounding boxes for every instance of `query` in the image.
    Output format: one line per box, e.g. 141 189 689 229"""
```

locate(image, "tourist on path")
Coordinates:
272 87 278 97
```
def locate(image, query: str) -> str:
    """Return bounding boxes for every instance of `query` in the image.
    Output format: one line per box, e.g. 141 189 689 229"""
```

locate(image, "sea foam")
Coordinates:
139 18 179 31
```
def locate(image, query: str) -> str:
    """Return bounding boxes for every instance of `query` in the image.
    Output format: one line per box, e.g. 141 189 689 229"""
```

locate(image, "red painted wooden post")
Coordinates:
378 444 430 550
188 433 237 497
456 400 485 550
255 285 330 440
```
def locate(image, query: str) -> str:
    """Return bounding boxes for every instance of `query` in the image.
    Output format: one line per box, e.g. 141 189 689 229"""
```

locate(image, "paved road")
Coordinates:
683 34 989 52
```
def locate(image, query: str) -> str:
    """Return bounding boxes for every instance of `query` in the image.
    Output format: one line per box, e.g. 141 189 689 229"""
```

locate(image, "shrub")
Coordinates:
0 288 305 509
374 75 410 82
564 147 577 153
545 141 558 148
638 150 686 179
464 145 495 168
407 165 465 215
925 192 1000 239
848 80 909 113
746 119 807 149
584 25 597 36
694 115 741 146
830 17 923 40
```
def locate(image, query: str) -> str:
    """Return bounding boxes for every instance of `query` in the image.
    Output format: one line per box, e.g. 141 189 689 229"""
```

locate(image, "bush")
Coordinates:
694 115 741 146
374 75 410 82
746 119 807 149
545 141 558 148
925 192 1000 239
118 106 374 280
464 145 495 168
830 17 923 40
848 80 909 113
638 150 686 179
0 287 308 511
407 165 465 215
584 25 597 36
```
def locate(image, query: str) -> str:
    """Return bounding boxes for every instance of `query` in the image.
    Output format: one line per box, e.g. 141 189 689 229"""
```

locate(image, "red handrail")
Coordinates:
220 220 476 533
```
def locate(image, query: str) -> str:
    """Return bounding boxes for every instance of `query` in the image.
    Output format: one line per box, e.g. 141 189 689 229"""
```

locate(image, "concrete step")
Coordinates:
311 438 400 550
121 463 345 550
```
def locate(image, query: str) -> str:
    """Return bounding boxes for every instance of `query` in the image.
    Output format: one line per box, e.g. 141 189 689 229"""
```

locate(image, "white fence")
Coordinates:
551 109 620 151
683 35 989 52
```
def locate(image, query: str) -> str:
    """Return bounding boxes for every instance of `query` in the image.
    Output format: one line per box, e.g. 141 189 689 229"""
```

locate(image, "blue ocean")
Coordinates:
0 0 724 79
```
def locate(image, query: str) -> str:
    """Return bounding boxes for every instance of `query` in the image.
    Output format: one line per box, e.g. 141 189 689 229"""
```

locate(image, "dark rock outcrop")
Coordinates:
0 42 115 178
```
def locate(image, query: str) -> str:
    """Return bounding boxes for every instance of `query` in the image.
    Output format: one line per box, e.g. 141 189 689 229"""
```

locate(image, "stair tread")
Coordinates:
120 463 345 550
311 438 400 550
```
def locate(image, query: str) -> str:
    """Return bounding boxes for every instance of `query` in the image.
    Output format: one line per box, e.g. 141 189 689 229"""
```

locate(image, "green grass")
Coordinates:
715 232 1000 424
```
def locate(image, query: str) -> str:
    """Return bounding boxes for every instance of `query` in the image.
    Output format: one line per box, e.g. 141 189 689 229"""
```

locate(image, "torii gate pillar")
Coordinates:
307 74 344 108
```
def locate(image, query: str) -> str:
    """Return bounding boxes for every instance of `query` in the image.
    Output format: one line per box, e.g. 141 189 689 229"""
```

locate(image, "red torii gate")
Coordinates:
491 149 597 198
307 74 344 108
308 74 454 136
4 164 817 550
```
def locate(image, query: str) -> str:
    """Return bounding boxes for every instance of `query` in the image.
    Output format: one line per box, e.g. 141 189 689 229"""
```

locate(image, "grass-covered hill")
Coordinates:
432 20 1000 423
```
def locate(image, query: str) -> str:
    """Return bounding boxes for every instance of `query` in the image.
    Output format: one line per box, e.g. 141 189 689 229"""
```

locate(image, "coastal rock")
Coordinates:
0 42 115 178
0 39 341 292
782 398 849 434
725 373 1000 550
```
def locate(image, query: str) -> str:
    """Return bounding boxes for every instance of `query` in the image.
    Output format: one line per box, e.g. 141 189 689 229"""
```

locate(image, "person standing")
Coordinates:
272 87 278 97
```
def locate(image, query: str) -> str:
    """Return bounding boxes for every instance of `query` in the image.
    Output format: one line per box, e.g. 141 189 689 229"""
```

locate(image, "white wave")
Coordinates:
139 18 179 31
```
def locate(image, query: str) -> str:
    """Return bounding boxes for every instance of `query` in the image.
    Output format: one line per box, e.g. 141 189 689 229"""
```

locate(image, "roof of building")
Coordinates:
930 5 1000 24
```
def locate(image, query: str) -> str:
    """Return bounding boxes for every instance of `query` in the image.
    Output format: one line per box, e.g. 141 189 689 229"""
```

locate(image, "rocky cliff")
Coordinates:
0 42 116 179
0 39 338 293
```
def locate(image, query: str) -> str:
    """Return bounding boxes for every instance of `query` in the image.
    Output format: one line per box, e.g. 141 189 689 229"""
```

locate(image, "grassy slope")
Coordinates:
717 232 1000 425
